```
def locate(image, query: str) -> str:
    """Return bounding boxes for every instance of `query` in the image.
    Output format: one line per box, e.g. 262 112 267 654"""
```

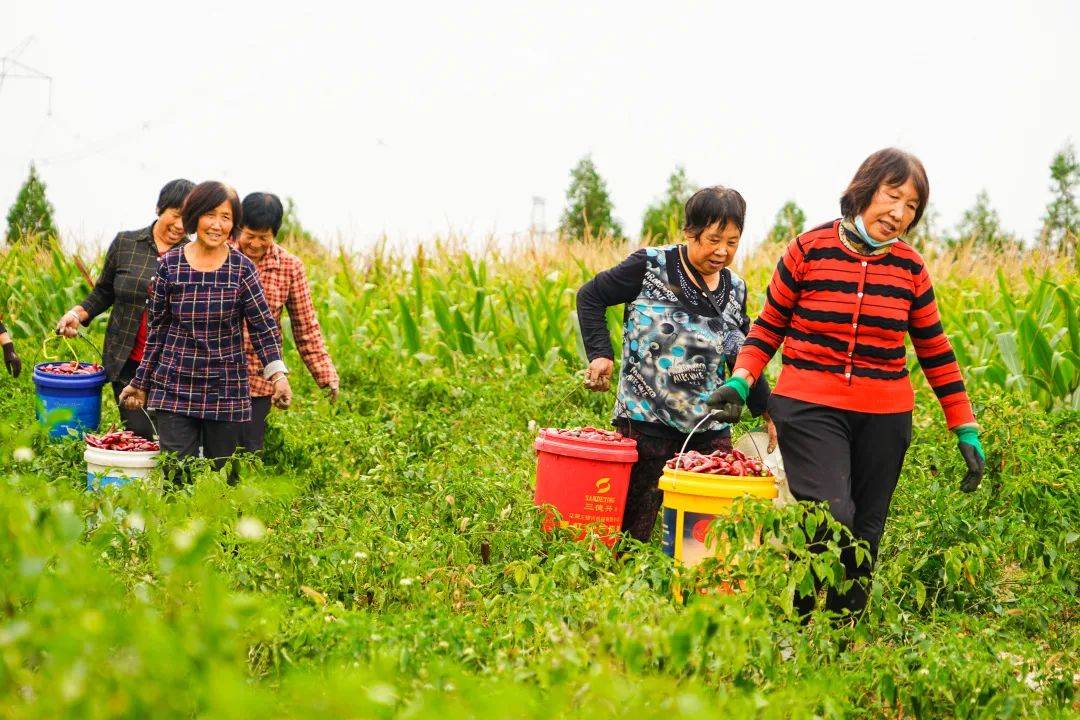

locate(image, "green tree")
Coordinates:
952 190 1016 251
763 200 806 246
640 166 696 243
1040 141 1079 256
5 163 57 245
277 196 324 255
907 202 941 251
278 197 313 243
559 155 622 241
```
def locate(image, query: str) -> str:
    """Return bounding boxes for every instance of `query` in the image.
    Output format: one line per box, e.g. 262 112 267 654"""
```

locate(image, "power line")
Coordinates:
0 36 53 115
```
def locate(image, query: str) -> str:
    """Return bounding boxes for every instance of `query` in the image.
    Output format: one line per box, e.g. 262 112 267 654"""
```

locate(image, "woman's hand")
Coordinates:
584 358 614 392
955 427 985 492
271 374 293 410
324 379 340 403
118 384 147 410
56 308 85 338
762 411 778 454
707 376 750 423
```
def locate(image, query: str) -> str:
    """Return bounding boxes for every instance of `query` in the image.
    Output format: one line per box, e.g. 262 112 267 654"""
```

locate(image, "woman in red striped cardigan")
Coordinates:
708 148 986 620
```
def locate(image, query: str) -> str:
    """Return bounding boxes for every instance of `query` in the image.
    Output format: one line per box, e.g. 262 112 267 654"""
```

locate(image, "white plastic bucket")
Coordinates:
734 430 792 505
85 446 160 491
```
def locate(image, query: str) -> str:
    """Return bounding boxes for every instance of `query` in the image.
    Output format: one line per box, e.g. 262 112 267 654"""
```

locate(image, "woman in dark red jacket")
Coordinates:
709 148 986 620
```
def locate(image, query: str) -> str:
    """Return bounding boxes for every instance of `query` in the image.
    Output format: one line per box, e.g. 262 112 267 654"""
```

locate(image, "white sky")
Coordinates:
1 0 1076 252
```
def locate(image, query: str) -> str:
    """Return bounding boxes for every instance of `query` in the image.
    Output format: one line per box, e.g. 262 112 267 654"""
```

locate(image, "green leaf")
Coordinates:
431 292 456 349
396 294 421 354
452 308 475 355
669 630 691 669
471 289 487 332
994 331 1024 381
914 580 927 609
1054 285 1079 356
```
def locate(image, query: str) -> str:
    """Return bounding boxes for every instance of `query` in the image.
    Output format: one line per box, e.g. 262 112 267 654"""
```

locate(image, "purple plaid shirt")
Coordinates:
131 246 284 422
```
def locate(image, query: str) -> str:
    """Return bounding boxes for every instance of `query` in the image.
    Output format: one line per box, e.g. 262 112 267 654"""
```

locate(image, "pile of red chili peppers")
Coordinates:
85 429 159 452
550 426 625 442
38 361 103 375
666 448 770 477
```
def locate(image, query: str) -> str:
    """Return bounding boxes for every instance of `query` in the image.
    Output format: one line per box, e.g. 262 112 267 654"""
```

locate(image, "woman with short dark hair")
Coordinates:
710 148 985 620
119 181 292 470
56 178 195 438
576 186 774 543
234 191 339 452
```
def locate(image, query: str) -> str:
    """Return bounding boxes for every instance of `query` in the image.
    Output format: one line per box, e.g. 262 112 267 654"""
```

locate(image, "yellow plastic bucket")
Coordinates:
659 468 778 567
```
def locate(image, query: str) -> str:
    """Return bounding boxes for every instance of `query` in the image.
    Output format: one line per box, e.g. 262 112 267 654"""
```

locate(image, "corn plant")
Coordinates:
0 238 93 349
940 269 1080 409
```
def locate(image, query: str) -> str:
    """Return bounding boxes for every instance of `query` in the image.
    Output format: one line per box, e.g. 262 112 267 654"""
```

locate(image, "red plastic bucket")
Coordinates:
533 429 638 547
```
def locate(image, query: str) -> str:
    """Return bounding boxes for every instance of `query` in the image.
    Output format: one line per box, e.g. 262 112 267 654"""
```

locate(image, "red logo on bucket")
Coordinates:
692 518 712 544
595 477 611 494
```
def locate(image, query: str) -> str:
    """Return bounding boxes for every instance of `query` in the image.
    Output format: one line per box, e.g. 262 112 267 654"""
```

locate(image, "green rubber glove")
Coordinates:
954 426 985 492
706 376 750 423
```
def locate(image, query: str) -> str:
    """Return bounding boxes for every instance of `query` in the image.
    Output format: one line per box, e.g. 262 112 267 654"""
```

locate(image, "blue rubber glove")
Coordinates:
955 426 985 492
706 376 750 423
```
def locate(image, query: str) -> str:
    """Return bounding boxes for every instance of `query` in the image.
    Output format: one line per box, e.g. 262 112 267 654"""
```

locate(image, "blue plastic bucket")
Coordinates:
33 363 108 440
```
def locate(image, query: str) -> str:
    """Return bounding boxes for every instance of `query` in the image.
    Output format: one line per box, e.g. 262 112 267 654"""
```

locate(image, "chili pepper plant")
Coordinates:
0 238 1075 718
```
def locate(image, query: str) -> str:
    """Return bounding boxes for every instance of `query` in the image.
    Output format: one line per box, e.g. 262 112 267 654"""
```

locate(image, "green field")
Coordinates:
0 237 1077 719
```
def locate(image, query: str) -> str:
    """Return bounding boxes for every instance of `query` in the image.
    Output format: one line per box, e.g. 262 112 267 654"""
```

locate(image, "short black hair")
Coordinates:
683 186 747 237
181 181 242 239
241 192 284 237
156 178 195 214
840 148 930 229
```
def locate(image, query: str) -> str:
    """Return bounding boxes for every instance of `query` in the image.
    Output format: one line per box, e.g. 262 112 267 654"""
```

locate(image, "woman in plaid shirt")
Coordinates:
234 192 339 452
55 179 195 439
120 182 292 468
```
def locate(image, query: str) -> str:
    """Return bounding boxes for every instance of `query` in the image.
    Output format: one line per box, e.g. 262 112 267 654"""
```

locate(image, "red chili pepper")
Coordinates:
40 362 103 376
664 449 769 477
692 519 711 543
551 427 624 443
85 428 159 452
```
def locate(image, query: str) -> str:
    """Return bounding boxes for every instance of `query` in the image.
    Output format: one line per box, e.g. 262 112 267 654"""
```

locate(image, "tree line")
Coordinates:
6 142 1078 257
558 143 1079 256
3 165 317 252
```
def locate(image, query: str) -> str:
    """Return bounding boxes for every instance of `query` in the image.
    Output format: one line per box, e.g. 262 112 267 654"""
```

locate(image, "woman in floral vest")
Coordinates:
576 186 774 543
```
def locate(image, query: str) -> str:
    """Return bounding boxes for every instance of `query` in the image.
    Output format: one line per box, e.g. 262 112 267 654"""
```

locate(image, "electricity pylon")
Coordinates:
530 196 546 234
0 37 53 115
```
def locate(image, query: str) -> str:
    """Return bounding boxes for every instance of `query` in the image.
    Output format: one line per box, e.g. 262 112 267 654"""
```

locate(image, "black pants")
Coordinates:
238 396 272 453
768 395 912 618
614 421 733 543
156 410 243 483
111 359 157 440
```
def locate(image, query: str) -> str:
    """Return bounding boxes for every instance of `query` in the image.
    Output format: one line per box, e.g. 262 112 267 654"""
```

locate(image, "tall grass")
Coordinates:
0 237 90 341
3 232 1077 406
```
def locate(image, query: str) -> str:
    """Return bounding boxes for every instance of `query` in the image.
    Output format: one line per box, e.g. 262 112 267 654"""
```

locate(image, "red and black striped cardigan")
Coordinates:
734 220 975 429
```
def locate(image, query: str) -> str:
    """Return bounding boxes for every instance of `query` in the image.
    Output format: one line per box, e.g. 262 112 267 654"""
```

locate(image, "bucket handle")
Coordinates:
41 333 81 364
72 331 104 361
139 407 160 442
675 411 769 470
41 331 102 365
547 377 586 426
